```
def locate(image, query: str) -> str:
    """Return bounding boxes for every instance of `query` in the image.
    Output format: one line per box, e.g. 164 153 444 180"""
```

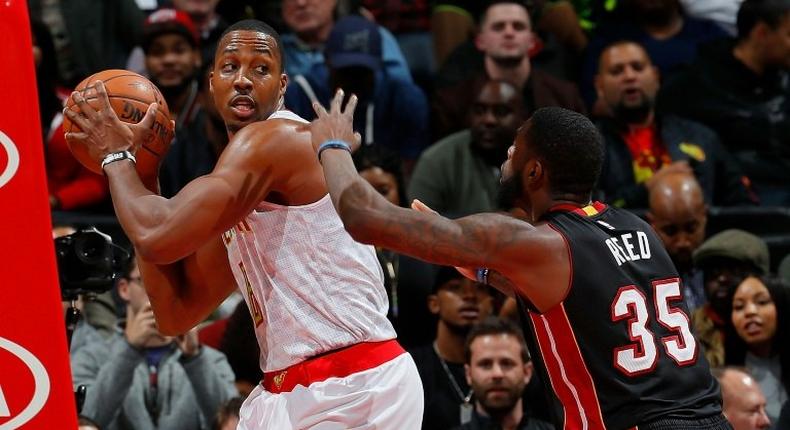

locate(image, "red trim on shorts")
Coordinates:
261 340 404 393
530 304 606 429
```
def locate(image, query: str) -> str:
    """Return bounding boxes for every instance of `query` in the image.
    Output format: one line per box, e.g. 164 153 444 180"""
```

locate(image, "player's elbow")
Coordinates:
133 235 182 265
339 207 383 245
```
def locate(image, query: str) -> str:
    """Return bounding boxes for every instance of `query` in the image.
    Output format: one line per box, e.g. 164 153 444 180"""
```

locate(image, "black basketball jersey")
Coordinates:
517 202 721 430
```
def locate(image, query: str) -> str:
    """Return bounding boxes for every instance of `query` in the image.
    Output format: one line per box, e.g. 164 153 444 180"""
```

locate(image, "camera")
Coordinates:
54 227 125 300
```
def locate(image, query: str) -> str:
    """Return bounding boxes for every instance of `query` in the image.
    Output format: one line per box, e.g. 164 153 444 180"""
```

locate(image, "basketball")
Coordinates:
63 69 174 176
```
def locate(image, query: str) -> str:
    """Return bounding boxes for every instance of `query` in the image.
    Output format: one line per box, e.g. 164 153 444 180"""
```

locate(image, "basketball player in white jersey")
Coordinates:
63 19 423 429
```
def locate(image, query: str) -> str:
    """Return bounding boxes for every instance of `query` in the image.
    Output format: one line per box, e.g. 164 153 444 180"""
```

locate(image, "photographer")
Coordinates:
70 251 237 429
54 225 108 356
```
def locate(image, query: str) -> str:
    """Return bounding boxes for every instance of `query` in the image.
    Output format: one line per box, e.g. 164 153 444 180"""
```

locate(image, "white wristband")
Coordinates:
101 151 136 171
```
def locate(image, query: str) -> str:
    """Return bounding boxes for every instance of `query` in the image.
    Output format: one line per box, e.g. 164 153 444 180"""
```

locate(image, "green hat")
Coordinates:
693 229 770 274
779 254 790 285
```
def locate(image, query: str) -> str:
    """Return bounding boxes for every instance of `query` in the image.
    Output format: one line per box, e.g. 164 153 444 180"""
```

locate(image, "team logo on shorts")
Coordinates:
0 337 50 428
0 130 20 190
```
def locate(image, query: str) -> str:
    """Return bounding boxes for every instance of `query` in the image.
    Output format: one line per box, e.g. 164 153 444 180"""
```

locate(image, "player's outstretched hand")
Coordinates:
64 80 160 162
308 89 362 155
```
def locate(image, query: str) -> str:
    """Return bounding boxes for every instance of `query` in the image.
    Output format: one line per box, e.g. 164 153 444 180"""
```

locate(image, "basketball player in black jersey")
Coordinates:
309 93 730 430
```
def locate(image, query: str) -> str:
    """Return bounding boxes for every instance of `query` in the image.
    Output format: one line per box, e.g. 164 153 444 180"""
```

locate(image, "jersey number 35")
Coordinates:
610 278 697 376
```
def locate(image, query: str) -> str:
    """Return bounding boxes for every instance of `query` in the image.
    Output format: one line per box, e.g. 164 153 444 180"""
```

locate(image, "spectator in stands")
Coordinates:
456 317 553 430
31 19 63 140
679 0 743 34
726 275 790 424
213 396 243 430
28 0 144 87
142 10 219 197
33 19 109 213
285 15 429 160
143 9 201 132
581 0 727 107
432 1 478 68
691 229 770 367
355 145 436 347
435 1 586 87
659 0 790 206
780 254 790 285
218 301 262 397
432 1 586 140
280 0 412 82
594 40 754 208
410 79 525 217
647 172 708 311
172 0 227 65
409 266 499 430
714 366 772 430
71 253 237 429
361 0 434 86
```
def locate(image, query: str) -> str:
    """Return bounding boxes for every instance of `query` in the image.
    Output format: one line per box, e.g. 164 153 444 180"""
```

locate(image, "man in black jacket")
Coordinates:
659 0 790 206
593 40 755 208
454 317 553 430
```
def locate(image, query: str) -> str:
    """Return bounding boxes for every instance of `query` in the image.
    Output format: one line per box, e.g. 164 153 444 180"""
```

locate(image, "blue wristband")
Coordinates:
318 140 352 161
476 268 490 285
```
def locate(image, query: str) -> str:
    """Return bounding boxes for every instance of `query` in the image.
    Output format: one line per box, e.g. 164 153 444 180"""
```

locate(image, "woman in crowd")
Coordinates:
726 275 790 424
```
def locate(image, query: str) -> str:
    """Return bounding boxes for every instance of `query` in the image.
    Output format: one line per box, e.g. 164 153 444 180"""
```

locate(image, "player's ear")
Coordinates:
279 72 289 99
526 160 542 182
464 363 472 385
209 71 214 95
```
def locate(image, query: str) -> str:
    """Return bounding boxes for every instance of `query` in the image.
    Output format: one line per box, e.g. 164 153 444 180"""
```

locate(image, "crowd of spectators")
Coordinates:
35 0 790 429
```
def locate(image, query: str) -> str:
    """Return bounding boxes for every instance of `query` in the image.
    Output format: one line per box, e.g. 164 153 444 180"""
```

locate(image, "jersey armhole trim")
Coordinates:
547 222 574 307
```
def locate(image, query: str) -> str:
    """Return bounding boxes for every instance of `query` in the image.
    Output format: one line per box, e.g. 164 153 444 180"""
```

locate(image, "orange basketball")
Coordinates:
63 69 174 176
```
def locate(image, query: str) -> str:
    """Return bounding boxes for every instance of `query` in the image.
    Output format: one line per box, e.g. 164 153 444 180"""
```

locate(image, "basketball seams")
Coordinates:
63 70 173 173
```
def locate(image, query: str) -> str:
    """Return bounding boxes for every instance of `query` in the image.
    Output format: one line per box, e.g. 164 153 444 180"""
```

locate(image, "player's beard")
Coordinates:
497 173 524 211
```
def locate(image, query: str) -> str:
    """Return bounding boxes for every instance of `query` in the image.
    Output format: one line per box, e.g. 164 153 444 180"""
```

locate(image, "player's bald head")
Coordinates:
649 172 705 215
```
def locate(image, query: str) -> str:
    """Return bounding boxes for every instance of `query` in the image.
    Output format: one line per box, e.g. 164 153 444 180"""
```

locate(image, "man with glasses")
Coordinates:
71 252 237 429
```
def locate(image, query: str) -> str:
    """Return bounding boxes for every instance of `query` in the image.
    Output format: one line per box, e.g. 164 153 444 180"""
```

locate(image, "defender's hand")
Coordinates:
64 80 159 162
308 89 362 154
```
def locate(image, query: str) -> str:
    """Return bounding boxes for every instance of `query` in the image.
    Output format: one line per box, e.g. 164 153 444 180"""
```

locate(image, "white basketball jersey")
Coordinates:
222 110 396 372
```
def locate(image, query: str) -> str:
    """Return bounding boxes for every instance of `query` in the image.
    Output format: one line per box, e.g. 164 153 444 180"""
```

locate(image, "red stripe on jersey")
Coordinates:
530 304 607 430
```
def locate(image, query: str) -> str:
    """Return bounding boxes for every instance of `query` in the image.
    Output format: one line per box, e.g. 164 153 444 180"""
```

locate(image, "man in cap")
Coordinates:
143 8 218 197
409 266 499 430
691 229 770 367
284 15 429 160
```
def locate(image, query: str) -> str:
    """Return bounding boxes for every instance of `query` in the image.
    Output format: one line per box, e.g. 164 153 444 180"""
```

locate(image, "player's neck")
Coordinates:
435 324 467 363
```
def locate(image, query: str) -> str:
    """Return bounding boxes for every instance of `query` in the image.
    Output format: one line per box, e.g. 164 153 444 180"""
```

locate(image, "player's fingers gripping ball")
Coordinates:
63 69 174 176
